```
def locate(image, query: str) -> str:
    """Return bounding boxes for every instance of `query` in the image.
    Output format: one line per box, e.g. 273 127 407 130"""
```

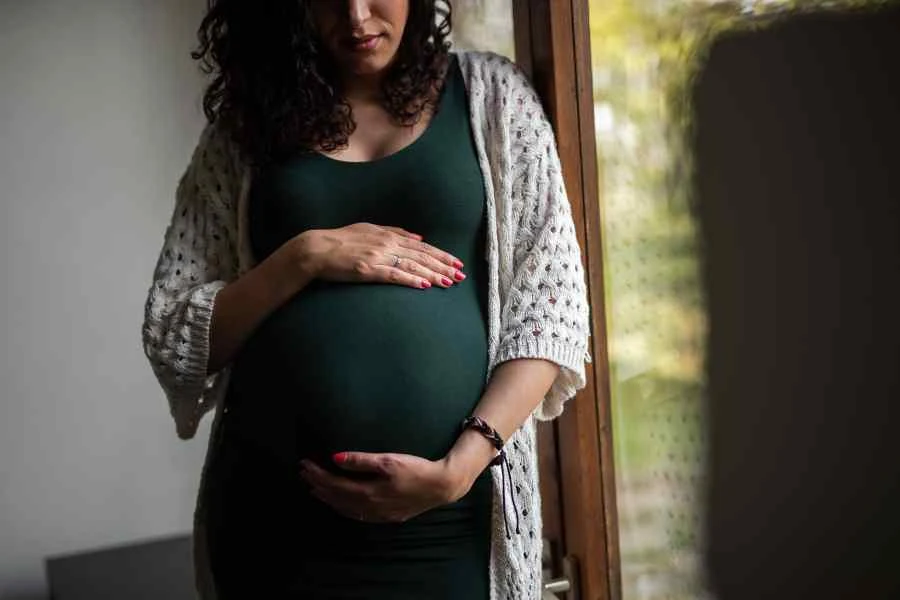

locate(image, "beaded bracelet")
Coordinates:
460 415 521 538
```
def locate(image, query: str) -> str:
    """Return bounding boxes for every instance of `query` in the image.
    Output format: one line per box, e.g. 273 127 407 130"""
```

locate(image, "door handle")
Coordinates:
542 555 579 600
543 577 571 594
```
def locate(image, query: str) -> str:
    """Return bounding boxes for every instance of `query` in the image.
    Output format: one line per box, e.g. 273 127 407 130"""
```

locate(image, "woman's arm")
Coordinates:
491 58 592 422
142 124 242 439
206 238 315 373
142 124 310 432
442 358 560 499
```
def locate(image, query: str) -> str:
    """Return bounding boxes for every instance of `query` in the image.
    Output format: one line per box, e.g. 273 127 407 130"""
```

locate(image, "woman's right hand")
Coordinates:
293 223 466 289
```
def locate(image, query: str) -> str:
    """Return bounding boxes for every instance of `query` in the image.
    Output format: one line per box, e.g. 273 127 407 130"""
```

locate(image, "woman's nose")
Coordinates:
347 0 372 29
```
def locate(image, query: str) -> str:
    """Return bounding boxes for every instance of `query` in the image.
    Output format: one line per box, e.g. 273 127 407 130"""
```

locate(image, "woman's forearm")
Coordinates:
207 234 316 373
444 358 561 498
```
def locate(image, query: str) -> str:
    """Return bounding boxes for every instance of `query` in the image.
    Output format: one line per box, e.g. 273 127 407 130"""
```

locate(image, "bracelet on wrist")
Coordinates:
459 415 520 538
460 415 505 466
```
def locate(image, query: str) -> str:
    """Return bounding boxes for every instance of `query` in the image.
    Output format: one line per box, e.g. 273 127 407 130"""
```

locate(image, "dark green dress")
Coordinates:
204 55 494 599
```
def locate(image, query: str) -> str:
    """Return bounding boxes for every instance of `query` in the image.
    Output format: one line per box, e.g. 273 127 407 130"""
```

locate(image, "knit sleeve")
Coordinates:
493 61 593 421
142 123 241 440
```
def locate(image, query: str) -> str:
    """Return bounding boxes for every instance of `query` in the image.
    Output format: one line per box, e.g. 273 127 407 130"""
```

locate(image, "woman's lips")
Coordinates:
347 34 383 52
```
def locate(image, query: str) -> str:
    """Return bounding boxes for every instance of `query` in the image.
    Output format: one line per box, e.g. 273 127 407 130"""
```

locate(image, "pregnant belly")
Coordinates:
225 279 489 464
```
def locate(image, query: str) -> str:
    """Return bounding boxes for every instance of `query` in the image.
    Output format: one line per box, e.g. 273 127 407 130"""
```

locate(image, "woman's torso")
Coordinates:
205 54 495 598
223 54 491 469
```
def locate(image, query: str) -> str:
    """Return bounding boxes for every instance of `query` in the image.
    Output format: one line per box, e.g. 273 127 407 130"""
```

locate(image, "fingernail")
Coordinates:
453 259 464 269
420 280 431 289
454 271 466 281
333 452 348 464
441 277 452 286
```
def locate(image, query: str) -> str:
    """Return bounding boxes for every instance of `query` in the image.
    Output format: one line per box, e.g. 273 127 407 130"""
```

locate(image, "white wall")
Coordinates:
0 1 210 597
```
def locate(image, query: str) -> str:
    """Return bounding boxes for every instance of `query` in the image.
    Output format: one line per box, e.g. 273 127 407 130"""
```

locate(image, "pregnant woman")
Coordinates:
142 1 591 598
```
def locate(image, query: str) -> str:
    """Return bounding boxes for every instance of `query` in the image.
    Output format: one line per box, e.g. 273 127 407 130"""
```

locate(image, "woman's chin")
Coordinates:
345 59 393 77
336 48 397 77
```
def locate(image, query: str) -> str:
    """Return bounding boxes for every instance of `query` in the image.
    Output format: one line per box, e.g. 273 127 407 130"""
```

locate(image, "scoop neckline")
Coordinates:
312 54 458 167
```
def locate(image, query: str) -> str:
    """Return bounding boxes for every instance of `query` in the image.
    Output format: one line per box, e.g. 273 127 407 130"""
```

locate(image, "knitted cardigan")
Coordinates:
142 50 591 600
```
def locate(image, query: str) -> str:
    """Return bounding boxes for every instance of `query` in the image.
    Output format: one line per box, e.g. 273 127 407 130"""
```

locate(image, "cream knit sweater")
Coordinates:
142 50 591 600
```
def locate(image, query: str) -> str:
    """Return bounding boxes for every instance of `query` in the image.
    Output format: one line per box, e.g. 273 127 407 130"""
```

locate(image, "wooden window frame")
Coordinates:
512 1 622 599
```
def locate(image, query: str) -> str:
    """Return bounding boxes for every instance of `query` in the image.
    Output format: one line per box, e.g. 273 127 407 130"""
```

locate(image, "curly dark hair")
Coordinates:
192 0 452 166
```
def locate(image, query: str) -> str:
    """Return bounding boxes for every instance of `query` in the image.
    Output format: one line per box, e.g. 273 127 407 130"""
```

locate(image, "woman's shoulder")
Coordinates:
454 49 546 138
191 119 243 170
454 48 514 69
183 119 246 198
454 49 533 93
454 49 543 125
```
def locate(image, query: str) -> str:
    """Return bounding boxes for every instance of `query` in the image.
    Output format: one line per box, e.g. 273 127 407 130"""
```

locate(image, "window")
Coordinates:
587 1 881 598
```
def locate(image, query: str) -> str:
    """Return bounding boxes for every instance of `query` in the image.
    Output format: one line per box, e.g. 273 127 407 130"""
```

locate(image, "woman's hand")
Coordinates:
298 451 480 523
293 223 466 290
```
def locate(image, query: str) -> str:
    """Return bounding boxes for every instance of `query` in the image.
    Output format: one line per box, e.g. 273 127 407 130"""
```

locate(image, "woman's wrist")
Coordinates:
441 429 498 502
284 229 322 282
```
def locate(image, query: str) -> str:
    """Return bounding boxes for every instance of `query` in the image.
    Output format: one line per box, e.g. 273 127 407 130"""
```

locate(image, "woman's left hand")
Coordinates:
299 452 475 523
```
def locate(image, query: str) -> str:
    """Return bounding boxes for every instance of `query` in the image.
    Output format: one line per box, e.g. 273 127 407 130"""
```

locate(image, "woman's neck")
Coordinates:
341 72 384 104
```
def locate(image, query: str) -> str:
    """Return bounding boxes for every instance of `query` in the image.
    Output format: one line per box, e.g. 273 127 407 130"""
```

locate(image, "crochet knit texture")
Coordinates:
142 50 591 600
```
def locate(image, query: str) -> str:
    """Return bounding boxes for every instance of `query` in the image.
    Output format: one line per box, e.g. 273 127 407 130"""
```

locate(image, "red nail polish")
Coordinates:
454 271 466 281
454 259 464 269
333 452 348 464
442 277 452 286
420 280 431 289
